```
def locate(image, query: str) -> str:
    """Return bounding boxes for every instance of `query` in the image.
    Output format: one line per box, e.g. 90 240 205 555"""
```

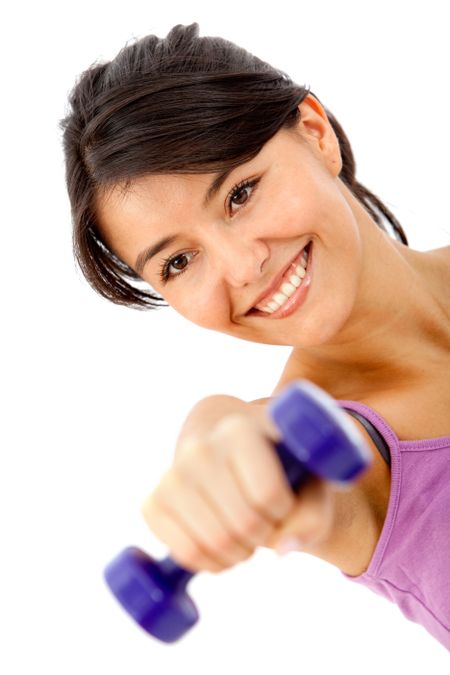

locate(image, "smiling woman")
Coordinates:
59 22 450 652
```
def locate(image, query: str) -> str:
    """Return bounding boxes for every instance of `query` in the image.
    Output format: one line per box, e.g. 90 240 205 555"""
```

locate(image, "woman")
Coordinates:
60 23 450 649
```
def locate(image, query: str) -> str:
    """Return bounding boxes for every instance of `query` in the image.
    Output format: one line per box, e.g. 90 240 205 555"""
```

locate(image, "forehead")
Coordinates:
95 173 209 240
97 173 209 216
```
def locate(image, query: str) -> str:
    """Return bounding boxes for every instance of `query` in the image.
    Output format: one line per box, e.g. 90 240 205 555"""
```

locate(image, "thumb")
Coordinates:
264 476 336 554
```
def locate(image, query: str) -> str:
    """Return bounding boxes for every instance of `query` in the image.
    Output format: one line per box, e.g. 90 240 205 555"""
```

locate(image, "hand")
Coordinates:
140 396 336 573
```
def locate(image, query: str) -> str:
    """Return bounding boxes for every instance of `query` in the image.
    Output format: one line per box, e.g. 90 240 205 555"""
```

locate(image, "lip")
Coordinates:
248 242 311 312
247 241 313 319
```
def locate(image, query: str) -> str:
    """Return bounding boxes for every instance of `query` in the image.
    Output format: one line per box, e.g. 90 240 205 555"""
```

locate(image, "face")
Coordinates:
95 95 366 348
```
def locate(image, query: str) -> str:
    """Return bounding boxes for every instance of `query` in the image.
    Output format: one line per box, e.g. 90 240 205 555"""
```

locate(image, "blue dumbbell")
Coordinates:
104 379 372 642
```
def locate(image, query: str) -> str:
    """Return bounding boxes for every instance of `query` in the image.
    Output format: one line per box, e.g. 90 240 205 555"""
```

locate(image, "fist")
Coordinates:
140 400 297 573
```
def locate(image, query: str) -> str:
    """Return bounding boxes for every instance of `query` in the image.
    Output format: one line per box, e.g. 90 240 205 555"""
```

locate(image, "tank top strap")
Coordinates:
341 407 391 468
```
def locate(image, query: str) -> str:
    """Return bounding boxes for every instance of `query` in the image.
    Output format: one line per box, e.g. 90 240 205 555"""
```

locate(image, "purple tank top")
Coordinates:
336 399 450 651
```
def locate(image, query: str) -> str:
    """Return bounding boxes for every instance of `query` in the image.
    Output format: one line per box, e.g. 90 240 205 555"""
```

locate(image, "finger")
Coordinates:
265 476 335 550
144 470 254 567
293 478 334 546
211 414 297 523
140 496 228 573
177 449 278 549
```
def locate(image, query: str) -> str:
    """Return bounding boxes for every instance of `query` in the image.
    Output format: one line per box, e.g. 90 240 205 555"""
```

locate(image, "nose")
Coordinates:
210 233 269 287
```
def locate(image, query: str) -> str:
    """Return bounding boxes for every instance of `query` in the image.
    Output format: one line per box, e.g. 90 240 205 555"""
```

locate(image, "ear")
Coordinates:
295 93 342 177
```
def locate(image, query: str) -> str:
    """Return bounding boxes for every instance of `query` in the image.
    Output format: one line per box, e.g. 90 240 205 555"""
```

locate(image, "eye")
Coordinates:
158 250 197 284
226 177 260 215
157 176 260 285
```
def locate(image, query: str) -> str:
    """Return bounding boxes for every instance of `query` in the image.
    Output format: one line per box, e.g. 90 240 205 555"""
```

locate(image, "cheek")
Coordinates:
265 175 330 236
169 287 226 329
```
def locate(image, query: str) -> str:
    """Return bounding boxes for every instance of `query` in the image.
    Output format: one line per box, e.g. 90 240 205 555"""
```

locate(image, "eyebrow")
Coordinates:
134 167 235 275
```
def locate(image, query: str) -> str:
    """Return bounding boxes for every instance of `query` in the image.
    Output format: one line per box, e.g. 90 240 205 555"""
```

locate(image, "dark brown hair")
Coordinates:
59 22 409 310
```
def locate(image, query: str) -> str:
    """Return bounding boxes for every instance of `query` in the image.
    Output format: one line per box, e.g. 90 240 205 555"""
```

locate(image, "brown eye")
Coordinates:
159 251 197 283
227 178 260 215
232 186 250 206
171 254 188 270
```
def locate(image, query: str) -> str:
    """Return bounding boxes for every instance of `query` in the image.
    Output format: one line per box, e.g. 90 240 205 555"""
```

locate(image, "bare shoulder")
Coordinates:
270 347 306 396
433 244 450 263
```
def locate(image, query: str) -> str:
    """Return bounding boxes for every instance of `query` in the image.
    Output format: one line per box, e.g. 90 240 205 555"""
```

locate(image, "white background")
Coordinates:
2 1 449 672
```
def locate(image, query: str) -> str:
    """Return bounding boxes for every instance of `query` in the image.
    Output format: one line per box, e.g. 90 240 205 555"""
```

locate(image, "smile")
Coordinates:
247 241 313 319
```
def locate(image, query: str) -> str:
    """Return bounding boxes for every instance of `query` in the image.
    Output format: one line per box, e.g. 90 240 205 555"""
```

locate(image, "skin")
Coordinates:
95 94 450 574
95 94 450 390
162 393 384 576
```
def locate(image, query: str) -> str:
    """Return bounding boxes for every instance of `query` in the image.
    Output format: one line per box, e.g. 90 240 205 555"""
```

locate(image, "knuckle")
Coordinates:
259 523 278 547
210 530 235 553
239 511 266 537
270 484 296 518
261 484 283 508
252 483 285 515
151 472 179 506
212 413 250 438
176 438 209 470
208 528 252 563
140 493 159 523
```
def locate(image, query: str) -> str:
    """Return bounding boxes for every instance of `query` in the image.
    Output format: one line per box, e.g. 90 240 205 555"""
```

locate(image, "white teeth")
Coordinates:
281 282 297 297
261 272 303 312
273 291 288 305
256 246 310 314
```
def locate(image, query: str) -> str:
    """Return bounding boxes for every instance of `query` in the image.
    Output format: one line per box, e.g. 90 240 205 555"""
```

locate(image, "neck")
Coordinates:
297 196 450 400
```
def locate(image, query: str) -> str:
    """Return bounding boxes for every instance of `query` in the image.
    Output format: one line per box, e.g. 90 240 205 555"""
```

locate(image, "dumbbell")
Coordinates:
104 379 372 643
